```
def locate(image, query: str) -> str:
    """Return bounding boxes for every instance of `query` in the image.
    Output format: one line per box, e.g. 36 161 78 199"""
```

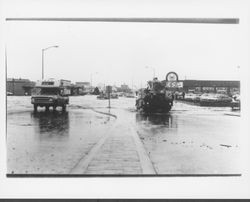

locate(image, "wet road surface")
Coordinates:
7 95 240 175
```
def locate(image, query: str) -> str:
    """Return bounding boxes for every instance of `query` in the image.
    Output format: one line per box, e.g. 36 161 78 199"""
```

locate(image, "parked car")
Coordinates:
97 92 118 99
184 93 201 102
175 92 185 100
110 93 119 99
125 93 136 98
184 93 195 101
231 94 240 109
117 92 125 97
97 93 108 99
200 93 232 106
7 92 13 96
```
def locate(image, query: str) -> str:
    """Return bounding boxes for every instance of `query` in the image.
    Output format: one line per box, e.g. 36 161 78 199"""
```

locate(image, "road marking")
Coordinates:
129 124 157 174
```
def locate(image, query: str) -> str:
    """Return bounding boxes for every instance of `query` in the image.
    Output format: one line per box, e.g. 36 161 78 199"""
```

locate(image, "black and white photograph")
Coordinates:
1 0 250 199
3 3 244 176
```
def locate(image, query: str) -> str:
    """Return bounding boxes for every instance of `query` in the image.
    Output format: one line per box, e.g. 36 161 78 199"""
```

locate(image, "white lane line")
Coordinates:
129 124 157 174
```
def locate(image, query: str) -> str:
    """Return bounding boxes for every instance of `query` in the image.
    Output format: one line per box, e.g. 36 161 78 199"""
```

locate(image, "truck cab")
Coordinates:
31 79 70 112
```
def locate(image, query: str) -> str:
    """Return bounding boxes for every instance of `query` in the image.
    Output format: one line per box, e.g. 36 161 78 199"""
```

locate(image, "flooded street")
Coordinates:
7 95 241 175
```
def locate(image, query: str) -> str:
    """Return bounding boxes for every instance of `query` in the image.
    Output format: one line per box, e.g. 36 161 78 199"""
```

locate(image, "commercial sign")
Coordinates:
166 81 183 88
166 72 179 82
166 72 182 88
202 87 214 91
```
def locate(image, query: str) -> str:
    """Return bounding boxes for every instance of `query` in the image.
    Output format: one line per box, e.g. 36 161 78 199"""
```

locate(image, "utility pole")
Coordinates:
108 93 111 108
107 86 112 108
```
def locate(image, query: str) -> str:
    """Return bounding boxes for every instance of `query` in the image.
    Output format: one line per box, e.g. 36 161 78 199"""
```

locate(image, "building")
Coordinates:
163 79 240 95
74 81 91 95
119 84 132 93
75 82 90 87
6 78 35 95
182 80 240 95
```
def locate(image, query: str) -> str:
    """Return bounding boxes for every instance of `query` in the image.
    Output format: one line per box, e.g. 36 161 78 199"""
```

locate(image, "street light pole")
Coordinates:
42 50 44 79
42 45 59 80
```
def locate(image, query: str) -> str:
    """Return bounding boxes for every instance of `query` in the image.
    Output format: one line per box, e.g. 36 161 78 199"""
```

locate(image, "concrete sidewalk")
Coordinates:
71 109 156 175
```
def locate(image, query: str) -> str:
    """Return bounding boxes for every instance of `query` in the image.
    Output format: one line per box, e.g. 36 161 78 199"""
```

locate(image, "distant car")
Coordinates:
7 92 13 96
175 92 184 100
231 94 240 109
184 93 195 101
125 93 136 98
232 94 240 101
117 92 124 97
97 93 118 99
97 93 108 99
200 93 232 106
193 93 202 102
184 93 201 102
110 93 119 99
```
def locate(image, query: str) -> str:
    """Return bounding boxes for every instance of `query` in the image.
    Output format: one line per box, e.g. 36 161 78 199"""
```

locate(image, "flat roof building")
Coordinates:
163 79 240 95
7 78 35 95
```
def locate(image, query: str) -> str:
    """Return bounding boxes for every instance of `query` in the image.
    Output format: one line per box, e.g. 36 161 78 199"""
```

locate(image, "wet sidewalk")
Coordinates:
85 133 141 174
70 109 156 175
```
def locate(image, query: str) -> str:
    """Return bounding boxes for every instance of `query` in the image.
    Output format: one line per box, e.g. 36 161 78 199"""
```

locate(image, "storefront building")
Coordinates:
181 80 240 95
6 78 35 95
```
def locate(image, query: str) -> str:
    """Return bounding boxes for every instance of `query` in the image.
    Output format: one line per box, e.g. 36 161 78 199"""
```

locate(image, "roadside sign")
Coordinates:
106 86 112 93
166 81 183 88
106 85 112 108
166 72 179 81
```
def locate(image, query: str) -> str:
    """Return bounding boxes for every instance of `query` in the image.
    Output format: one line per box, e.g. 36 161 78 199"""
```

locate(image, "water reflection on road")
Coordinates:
31 111 70 139
136 113 176 127
135 102 240 174
7 96 118 174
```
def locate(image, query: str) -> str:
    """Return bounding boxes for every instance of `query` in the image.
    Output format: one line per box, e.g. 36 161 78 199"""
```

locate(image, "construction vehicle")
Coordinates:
136 78 173 113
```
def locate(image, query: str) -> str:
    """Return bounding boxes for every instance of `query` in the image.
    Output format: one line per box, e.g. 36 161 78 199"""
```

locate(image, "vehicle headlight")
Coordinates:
49 98 53 102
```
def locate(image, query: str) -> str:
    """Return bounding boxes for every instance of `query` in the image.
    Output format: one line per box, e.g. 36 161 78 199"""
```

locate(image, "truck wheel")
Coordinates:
34 104 37 112
62 105 66 111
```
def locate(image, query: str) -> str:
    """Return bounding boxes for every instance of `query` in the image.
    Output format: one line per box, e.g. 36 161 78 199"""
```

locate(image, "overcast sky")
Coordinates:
4 0 246 88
